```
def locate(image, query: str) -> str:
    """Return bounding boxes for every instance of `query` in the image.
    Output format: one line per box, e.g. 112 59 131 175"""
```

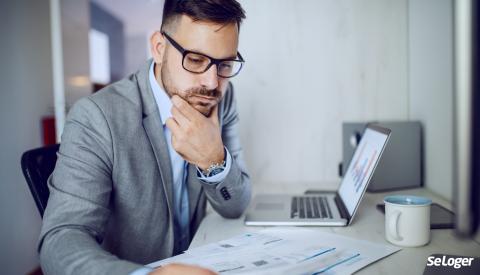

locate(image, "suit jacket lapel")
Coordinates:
143 115 174 211
137 59 174 219
187 164 202 222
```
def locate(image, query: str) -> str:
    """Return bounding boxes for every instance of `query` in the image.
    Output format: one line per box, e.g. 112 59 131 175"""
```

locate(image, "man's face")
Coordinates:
153 15 239 116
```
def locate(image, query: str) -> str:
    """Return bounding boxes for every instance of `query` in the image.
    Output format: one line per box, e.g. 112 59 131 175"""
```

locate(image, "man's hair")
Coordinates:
161 0 246 32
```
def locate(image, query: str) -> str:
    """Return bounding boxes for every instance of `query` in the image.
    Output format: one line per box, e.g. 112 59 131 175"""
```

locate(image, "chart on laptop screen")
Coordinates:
338 128 389 215
350 142 378 193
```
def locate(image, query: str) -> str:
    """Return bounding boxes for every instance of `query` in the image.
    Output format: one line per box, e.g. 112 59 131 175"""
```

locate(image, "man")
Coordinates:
38 0 250 274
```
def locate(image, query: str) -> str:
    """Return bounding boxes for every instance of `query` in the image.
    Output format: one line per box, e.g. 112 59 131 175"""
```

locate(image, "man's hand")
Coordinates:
166 95 224 171
149 263 217 275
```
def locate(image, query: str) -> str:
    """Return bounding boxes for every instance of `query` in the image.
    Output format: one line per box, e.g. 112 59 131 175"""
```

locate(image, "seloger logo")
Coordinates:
423 254 479 275
427 255 474 269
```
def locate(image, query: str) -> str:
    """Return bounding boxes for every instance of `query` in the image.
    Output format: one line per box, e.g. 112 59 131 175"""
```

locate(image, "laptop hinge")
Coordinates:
334 194 350 221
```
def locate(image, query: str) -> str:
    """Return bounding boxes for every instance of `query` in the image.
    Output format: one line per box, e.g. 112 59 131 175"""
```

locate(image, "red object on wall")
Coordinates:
42 116 56 146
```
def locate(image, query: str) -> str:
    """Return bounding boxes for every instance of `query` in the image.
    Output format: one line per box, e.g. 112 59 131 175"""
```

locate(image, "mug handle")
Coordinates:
388 210 402 241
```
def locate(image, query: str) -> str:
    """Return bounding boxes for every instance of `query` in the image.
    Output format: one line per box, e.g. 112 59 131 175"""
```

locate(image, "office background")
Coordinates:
0 0 464 274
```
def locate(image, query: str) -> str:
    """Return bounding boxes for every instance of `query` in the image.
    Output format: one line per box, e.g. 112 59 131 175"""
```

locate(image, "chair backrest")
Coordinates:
21 144 60 218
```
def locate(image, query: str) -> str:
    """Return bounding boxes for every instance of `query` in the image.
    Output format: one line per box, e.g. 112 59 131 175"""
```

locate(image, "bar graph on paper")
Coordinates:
350 143 378 193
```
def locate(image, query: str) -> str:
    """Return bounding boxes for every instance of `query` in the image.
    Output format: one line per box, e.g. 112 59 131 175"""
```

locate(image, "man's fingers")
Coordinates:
170 134 180 153
165 117 181 135
167 119 188 159
169 128 183 154
171 105 190 126
171 95 199 120
208 104 219 126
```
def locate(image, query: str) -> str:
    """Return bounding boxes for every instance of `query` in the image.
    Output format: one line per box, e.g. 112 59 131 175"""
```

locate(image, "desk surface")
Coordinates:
190 183 480 275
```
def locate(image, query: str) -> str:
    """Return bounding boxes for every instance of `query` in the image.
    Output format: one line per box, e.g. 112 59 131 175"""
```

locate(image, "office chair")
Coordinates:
21 144 60 218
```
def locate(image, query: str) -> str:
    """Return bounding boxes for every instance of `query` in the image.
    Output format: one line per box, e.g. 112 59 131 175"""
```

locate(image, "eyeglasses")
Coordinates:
162 31 245 78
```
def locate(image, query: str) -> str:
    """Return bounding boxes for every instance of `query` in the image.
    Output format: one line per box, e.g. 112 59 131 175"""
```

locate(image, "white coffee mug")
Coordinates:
384 195 432 247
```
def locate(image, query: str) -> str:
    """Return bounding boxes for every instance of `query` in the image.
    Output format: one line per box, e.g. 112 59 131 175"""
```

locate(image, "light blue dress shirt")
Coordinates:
131 62 232 275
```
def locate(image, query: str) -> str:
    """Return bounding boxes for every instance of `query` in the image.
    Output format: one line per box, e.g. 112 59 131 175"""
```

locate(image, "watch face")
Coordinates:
209 167 225 177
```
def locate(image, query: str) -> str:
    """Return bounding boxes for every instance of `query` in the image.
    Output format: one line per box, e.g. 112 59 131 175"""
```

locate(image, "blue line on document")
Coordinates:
298 247 336 263
311 253 361 274
218 265 245 273
263 238 282 245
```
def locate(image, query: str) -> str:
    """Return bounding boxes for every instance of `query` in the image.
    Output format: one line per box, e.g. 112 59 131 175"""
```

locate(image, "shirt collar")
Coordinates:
149 61 172 125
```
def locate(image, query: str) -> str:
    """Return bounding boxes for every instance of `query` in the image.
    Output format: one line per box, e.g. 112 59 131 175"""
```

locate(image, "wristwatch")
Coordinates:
201 160 226 177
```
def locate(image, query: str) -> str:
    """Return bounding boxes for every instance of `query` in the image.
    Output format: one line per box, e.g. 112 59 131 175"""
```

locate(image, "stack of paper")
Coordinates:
147 228 400 274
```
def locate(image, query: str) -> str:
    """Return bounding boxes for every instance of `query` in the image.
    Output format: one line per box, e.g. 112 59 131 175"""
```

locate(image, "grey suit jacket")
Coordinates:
38 59 251 275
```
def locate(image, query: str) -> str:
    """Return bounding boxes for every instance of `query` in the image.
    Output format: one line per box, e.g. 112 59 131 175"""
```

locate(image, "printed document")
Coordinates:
147 228 400 274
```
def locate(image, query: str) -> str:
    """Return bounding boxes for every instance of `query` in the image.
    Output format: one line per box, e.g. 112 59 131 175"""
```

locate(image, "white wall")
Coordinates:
0 0 53 273
125 33 150 76
408 0 454 200
235 0 455 200
61 0 91 112
234 0 409 186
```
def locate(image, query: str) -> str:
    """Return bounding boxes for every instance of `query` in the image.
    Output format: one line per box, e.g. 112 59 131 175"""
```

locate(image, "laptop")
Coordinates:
245 124 391 226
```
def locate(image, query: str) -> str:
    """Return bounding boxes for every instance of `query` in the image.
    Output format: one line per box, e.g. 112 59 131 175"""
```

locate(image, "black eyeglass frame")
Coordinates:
162 31 245 78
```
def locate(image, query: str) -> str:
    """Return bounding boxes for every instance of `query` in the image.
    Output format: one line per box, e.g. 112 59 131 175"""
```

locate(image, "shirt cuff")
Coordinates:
196 147 232 184
130 267 153 275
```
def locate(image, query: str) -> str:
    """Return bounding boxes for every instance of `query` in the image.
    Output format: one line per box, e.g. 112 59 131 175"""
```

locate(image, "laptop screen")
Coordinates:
338 126 390 216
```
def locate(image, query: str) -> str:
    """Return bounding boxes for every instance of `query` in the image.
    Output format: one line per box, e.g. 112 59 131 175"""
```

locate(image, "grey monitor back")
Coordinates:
342 121 422 192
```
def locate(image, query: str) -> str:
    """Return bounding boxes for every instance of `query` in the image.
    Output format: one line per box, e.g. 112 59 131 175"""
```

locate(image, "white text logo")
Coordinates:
426 256 475 269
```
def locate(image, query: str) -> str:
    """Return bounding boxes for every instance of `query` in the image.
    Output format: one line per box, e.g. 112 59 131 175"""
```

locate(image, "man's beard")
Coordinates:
160 59 222 117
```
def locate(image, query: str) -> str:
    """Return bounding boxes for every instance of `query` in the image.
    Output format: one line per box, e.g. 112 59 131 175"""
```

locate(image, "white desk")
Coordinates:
190 183 480 274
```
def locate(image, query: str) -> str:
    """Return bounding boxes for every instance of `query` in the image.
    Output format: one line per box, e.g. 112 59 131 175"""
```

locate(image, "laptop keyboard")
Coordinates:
291 196 333 219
